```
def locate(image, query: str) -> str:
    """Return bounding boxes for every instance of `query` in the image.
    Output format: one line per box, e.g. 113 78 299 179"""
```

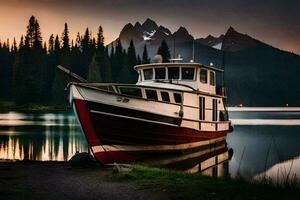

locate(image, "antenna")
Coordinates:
193 39 195 61
173 38 176 62
190 39 195 63
222 50 226 87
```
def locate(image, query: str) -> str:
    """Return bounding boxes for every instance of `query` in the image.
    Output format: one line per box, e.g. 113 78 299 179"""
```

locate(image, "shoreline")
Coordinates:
1 161 299 200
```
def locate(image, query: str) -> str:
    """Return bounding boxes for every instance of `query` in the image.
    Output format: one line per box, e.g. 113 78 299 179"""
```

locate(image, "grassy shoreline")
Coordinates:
114 165 300 200
0 161 300 199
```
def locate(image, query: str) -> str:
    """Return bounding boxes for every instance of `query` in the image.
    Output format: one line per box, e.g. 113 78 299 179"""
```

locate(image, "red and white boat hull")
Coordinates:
70 84 230 164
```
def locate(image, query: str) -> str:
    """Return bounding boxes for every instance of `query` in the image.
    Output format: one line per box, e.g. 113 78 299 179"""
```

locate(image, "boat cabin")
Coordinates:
134 63 224 95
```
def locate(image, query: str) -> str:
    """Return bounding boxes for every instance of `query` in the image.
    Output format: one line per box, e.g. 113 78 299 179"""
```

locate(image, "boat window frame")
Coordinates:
154 67 167 80
200 68 208 84
118 86 143 98
167 67 180 80
143 68 154 81
181 67 196 81
210 71 215 86
160 91 170 102
173 93 182 104
145 89 158 101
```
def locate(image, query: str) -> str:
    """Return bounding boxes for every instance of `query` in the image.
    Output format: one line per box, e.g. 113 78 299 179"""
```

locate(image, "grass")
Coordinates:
113 165 300 200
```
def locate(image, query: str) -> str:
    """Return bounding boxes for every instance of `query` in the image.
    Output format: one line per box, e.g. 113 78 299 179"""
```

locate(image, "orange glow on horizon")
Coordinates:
0 1 299 55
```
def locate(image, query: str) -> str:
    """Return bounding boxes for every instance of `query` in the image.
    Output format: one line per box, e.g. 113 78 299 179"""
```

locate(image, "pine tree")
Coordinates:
80 28 94 78
0 37 14 100
43 42 47 53
14 16 46 104
54 35 60 52
33 18 42 48
102 47 112 82
142 44 150 64
60 23 71 67
110 43 115 58
61 23 70 52
81 28 90 51
137 55 141 65
93 26 111 82
157 39 170 63
6 39 10 50
48 34 55 53
19 35 24 49
113 40 124 82
97 26 104 49
75 32 81 48
126 40 137 82
24 16 42 48
25 16 35 47
87 55 102 82
12 38 17 53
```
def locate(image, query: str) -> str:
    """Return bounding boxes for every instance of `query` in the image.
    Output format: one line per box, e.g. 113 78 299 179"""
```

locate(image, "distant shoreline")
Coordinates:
0 101 70 113
228 107 300 111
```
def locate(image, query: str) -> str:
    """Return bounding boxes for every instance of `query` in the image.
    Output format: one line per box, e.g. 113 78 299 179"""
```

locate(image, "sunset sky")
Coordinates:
0 0 299 54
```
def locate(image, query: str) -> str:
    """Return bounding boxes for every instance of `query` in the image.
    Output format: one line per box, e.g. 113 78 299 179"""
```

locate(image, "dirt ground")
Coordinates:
0 161 168 200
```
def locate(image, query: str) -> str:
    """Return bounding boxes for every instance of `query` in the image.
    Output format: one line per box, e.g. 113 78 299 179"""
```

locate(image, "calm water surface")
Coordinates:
0 110 299 182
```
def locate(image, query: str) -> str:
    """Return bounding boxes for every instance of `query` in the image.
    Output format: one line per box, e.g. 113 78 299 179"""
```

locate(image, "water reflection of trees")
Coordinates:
0 115 88 161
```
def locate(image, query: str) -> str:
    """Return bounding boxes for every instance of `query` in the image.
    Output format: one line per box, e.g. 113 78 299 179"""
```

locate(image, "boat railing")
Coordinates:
154 80 196 91
181 117 230 131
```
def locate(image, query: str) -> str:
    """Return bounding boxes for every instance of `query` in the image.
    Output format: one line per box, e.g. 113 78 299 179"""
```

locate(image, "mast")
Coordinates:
192 39 195 62
173 38 176 62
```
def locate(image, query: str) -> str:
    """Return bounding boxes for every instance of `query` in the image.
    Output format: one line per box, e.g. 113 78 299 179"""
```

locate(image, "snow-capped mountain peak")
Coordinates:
143 30 157 41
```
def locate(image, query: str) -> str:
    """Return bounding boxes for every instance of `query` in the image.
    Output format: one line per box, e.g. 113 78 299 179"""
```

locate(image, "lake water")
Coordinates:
0 109 299 182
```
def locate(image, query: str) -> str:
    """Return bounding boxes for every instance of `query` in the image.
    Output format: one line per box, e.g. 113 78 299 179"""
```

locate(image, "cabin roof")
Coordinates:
134 62 224 72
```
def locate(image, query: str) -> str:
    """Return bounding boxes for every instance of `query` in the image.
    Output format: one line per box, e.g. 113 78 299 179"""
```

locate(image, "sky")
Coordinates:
0 0 299 54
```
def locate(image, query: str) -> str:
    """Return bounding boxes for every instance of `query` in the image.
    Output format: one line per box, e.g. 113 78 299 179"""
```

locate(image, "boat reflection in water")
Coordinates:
140 139 233 177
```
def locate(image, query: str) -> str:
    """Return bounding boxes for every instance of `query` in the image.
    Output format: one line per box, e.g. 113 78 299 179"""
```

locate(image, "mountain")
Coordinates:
196 27 262 51
110 18 194 60
110 19 300 106
222 27 261 51
196 34 224 50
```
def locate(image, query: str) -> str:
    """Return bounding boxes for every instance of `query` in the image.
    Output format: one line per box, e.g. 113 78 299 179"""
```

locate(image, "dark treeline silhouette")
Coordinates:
0 16 166 107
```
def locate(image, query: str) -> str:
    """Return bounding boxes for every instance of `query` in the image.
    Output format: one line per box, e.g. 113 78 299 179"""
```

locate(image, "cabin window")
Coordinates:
155 68 166 79
181 67 195 80
168 67 179 79
174 93 182 104
161 91 170 102
200 69 208 83
119 87 142 97
143 68 153 80
145 89 158 100
210 71 215 86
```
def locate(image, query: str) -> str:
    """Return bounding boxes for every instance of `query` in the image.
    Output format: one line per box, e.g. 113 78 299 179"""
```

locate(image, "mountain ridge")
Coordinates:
109 18 300 106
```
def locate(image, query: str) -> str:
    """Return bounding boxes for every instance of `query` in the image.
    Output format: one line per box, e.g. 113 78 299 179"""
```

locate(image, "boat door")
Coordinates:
199 96 205 130
212 99 218 121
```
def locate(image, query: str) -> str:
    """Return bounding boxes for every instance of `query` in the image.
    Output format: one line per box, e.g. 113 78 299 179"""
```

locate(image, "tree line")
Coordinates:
0 16 171 107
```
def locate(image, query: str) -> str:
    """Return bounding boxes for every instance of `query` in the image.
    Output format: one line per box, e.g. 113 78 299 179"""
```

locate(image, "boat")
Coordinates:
68 57 233 164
